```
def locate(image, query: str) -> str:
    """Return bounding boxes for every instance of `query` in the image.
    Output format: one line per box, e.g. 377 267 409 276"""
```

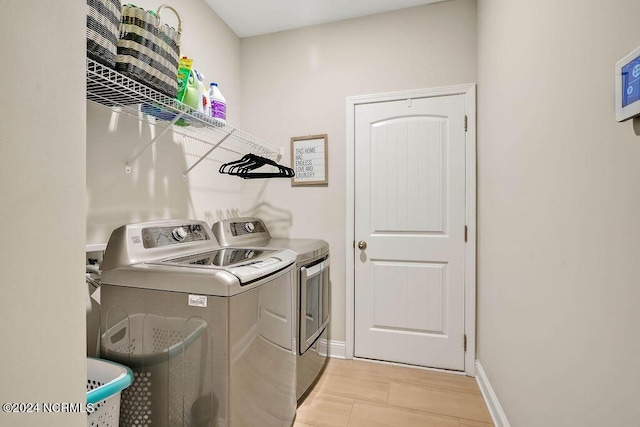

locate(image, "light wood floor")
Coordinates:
294 358 493 427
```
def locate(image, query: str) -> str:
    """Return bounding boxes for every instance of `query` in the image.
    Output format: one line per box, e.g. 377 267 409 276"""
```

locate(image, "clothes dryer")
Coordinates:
212 218 330 402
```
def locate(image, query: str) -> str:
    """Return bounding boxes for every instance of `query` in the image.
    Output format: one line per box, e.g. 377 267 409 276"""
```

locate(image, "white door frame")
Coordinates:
345 84 477 376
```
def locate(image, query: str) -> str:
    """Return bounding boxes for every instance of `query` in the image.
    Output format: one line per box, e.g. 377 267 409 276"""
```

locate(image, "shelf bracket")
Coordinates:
125 111 186 173
182 129 237 179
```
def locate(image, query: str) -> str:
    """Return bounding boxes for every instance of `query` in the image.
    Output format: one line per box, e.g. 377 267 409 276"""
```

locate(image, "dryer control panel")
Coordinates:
230 220 267 236
212 217 271 247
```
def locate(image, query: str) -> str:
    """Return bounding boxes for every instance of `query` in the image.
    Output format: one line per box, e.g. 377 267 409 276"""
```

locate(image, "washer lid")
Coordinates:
151 248 296 285
165 248 275 267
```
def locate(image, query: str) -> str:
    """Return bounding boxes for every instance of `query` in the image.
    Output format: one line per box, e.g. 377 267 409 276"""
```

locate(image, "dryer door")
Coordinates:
299 256 330 354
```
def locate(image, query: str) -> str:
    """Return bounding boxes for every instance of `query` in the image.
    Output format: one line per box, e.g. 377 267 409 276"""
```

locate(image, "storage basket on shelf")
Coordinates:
87 357 133 427
86 0 122 67
117 4 182 98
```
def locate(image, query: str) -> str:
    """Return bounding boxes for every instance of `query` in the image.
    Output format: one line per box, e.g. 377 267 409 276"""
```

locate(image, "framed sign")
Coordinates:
291 134 328 186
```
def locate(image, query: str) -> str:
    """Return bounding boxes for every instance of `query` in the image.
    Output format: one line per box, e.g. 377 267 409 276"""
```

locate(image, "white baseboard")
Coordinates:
475 360 511 427
321 339 346 359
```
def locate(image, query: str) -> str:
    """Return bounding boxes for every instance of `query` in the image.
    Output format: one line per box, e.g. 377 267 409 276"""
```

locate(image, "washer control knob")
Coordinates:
244 249 255 259
244 222 255 233
172 227 188 241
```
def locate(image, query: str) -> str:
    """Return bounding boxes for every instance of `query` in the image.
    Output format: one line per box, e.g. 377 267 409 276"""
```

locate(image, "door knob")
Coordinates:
357 241 367 250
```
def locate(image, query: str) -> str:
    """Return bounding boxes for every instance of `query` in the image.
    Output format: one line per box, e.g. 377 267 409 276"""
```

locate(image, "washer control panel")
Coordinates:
102 220 219 271
142 223 209 248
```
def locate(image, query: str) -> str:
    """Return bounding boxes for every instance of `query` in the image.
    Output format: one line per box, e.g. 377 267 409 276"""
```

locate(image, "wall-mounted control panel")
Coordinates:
615 45 640 122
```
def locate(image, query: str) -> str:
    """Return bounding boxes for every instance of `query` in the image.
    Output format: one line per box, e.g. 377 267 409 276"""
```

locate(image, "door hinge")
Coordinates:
464 225 468 242
352 240 355 249
464 115 468 132
464 334 467 352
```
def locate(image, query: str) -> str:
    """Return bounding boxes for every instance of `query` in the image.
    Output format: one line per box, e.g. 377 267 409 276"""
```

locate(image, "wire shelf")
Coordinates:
86 58 280 176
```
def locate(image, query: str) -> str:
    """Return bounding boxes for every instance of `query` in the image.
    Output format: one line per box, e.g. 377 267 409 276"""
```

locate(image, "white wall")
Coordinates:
477 0 640 425
0 2 86 426
240 0 478 342
87 0 244 244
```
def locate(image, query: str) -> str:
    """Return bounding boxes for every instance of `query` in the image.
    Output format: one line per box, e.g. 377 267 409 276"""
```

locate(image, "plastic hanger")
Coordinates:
219 154 295 179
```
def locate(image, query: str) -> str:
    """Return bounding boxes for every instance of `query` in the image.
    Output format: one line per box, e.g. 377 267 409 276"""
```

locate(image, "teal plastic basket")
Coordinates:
86 357 133 426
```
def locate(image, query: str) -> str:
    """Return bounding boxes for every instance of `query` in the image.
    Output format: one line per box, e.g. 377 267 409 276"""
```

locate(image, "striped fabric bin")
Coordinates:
117 4 182 98
87 0 121 68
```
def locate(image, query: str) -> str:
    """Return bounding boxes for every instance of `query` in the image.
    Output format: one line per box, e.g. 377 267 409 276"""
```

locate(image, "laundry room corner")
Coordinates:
86 0 247 246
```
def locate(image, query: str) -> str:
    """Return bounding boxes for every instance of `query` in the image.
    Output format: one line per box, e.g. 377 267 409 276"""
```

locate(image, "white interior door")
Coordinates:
354 93 467 370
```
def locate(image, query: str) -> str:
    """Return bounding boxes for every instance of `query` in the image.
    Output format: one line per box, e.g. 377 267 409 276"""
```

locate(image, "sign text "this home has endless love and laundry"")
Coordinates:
291 135 327 185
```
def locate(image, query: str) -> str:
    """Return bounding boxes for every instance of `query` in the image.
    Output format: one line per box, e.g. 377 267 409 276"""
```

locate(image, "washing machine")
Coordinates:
99 219 297 427
212 218 330 402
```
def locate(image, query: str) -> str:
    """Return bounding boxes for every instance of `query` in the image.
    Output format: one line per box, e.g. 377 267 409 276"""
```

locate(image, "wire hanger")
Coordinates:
219 153 295 179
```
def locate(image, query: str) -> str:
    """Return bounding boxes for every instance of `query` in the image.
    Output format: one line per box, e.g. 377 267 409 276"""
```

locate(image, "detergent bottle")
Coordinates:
209 82 226 123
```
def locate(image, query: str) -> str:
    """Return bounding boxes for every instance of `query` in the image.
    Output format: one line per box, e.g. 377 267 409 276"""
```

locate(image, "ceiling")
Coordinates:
204 0 446 38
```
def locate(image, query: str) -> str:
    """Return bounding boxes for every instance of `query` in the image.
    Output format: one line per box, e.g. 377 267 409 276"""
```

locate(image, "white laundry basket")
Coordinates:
86 357 133 427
